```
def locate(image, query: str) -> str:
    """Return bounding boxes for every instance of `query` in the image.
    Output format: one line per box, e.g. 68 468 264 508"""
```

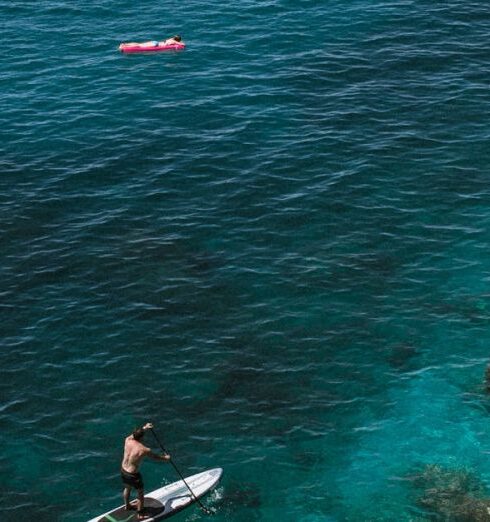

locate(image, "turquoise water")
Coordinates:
2 1 490 520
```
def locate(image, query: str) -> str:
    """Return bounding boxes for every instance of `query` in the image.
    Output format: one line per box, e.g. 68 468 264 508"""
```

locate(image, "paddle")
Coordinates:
150 427 213 515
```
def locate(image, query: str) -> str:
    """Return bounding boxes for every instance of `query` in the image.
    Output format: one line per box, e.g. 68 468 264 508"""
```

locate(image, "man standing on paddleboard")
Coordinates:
121 422 171 520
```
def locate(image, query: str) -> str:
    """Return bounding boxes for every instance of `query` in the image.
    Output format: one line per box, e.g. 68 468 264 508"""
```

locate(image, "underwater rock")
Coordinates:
413 464 490 521
387 342 418 370
485 365 490 393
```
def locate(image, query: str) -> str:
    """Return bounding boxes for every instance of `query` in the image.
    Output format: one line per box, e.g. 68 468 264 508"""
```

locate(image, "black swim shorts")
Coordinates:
121 468 144 490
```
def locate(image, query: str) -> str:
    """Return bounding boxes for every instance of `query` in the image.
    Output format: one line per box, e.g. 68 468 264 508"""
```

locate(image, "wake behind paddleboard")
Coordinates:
87 468 222 522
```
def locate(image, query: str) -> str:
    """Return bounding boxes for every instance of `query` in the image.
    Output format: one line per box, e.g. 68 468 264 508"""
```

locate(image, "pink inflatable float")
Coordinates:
119 41 185 54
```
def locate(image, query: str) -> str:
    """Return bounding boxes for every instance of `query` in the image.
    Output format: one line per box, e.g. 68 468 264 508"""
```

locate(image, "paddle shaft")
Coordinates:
150 428 212 515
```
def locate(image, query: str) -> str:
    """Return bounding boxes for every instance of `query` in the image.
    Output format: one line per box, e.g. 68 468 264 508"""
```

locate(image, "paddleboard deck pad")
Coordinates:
88 468 222 522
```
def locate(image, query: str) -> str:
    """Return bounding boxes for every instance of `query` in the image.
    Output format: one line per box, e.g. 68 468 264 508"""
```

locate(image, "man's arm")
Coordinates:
144 446 171 462
140 424 171 461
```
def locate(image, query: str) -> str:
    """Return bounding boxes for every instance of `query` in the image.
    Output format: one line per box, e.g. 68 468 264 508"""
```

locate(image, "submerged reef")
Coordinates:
485 365 490 393
413 464 490 521
387 342 419 371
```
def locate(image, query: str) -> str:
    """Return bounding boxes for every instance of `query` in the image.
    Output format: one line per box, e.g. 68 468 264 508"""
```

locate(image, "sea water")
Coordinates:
2 1 490 520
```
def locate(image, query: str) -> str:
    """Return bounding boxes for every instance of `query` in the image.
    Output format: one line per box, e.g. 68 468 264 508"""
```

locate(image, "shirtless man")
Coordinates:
121 422 171 520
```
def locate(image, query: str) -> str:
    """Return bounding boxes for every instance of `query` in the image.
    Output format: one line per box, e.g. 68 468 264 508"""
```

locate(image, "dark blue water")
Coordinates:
2 1 490 520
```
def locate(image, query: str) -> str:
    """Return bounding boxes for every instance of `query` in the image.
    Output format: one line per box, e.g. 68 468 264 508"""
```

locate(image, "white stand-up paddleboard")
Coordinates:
87 468 222 522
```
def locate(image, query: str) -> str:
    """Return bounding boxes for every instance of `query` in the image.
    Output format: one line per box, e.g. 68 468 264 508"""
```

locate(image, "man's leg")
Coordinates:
123 486 133 510
136 487 145 519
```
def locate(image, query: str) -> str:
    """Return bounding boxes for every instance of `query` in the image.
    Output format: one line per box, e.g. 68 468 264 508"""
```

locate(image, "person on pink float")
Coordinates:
159 35 183 45
124 35 183 47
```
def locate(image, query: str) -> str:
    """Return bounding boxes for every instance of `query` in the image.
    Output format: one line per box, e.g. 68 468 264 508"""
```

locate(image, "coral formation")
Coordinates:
413 464 490 521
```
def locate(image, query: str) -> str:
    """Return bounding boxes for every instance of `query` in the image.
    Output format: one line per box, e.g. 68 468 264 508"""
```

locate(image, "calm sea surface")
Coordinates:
2 1 490 520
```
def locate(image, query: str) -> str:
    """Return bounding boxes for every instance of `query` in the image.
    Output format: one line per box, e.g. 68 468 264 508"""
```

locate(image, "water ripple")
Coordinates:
2 0 490 521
